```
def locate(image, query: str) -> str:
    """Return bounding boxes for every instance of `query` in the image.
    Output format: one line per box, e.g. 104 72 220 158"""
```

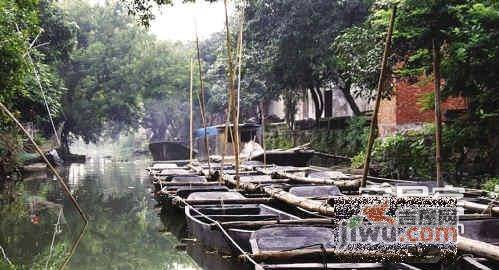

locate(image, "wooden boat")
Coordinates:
148 141 194 161
184 191 300 254
250 149 315 167
22 163 47 173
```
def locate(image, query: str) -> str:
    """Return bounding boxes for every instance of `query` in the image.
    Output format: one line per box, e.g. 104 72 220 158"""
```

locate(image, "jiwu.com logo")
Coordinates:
336 201 457 252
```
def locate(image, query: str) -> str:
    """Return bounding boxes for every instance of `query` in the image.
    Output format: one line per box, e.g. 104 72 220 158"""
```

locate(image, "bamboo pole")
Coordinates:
224 0 241 188
458 236 499 262
277 172 361 189
361 5 397 187
222 174 336 216
432 38 444 187
0 102 87 222
189 58 194 164
195 29 211 173
458 200 499 216
0 102 88 270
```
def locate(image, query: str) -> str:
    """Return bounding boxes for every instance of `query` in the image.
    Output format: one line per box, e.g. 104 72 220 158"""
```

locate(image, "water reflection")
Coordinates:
0 157 200 270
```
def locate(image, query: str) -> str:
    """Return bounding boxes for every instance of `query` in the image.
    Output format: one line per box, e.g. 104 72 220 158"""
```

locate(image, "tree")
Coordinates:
341 0 499 176
244 0 371 123
0 0 69 130
57 1 152 152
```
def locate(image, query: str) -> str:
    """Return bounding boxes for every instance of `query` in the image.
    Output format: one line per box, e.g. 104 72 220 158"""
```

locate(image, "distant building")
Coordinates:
263 76 467 137
377 76 467 136
264 85 373 121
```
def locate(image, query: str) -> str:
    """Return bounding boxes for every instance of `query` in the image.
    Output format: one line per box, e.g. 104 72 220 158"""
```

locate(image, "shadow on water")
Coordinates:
0 157 199 270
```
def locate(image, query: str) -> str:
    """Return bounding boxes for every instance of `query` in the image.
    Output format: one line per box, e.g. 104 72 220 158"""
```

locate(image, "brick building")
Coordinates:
378 75 467 136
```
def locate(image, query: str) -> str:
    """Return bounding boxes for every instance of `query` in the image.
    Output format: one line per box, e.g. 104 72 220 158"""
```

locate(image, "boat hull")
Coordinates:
148 141 193 161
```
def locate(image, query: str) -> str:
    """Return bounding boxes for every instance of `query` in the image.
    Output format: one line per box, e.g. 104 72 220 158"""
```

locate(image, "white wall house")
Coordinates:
265 86 373 121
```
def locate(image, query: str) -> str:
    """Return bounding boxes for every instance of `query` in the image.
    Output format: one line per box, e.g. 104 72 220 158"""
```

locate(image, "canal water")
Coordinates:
0 155 200 269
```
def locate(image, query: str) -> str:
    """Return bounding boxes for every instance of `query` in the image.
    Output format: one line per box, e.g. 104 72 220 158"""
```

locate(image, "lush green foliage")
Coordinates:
482 177 499 192
0 0 68 129
56 1 196 148
244 0 372 121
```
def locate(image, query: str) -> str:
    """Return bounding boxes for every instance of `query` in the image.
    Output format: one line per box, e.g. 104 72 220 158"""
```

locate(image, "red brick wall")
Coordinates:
377 75 467 136
395 77 435 125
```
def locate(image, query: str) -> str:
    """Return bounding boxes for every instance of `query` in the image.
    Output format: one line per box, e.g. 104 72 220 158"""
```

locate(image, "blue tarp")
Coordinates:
194 126 220 138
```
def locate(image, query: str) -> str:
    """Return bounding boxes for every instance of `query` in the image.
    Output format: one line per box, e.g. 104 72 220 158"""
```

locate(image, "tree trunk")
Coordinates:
340 81 361 116
309 87 323 126
59 123 71 156
152 124 167 142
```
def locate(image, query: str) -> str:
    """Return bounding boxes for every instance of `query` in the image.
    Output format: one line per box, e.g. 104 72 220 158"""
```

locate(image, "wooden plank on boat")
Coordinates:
158 181 222 187
240 249 402 264
210 218 336 230
193 214 280 222
179 197 272 206
262 263 384 269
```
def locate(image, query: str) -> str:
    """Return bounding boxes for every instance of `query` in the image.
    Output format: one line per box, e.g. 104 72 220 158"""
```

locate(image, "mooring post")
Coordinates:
195 30 211 173
361 5 397 188
223 0 240 188
189 58 194 164
432 38 444 187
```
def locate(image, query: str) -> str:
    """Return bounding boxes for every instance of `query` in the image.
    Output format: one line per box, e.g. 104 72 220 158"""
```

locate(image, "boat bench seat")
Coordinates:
193 214 280 222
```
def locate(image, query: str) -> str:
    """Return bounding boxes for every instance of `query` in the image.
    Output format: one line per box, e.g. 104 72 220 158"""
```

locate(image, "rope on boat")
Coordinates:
176 197 263 268
0 244 13 266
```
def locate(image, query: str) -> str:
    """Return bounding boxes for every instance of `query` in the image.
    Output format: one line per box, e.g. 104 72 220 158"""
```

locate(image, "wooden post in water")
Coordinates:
195 31 211 173
361 5 397 187
189 58 194 164
224 0 241 187
432 38 444 187
260 103 267 166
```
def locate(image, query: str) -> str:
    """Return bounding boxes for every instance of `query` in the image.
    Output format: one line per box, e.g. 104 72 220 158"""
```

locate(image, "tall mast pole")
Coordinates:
361 5 397 187
189 58 194 164
432 38 444 187
195 29 211 173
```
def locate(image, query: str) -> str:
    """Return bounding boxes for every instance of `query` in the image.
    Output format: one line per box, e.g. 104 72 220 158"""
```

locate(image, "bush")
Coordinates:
482 178 499 192
351 151 365 169
371 131 434 179
0 130 23 176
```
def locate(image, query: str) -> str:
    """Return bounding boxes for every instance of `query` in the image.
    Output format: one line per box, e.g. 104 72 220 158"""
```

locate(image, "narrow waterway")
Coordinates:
0 155 200 270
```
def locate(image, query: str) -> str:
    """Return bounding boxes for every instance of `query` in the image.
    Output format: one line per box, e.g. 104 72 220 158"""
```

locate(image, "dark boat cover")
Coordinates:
175 186 229 198
250 226 336 252
289 185 343 198
460 218 499 245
